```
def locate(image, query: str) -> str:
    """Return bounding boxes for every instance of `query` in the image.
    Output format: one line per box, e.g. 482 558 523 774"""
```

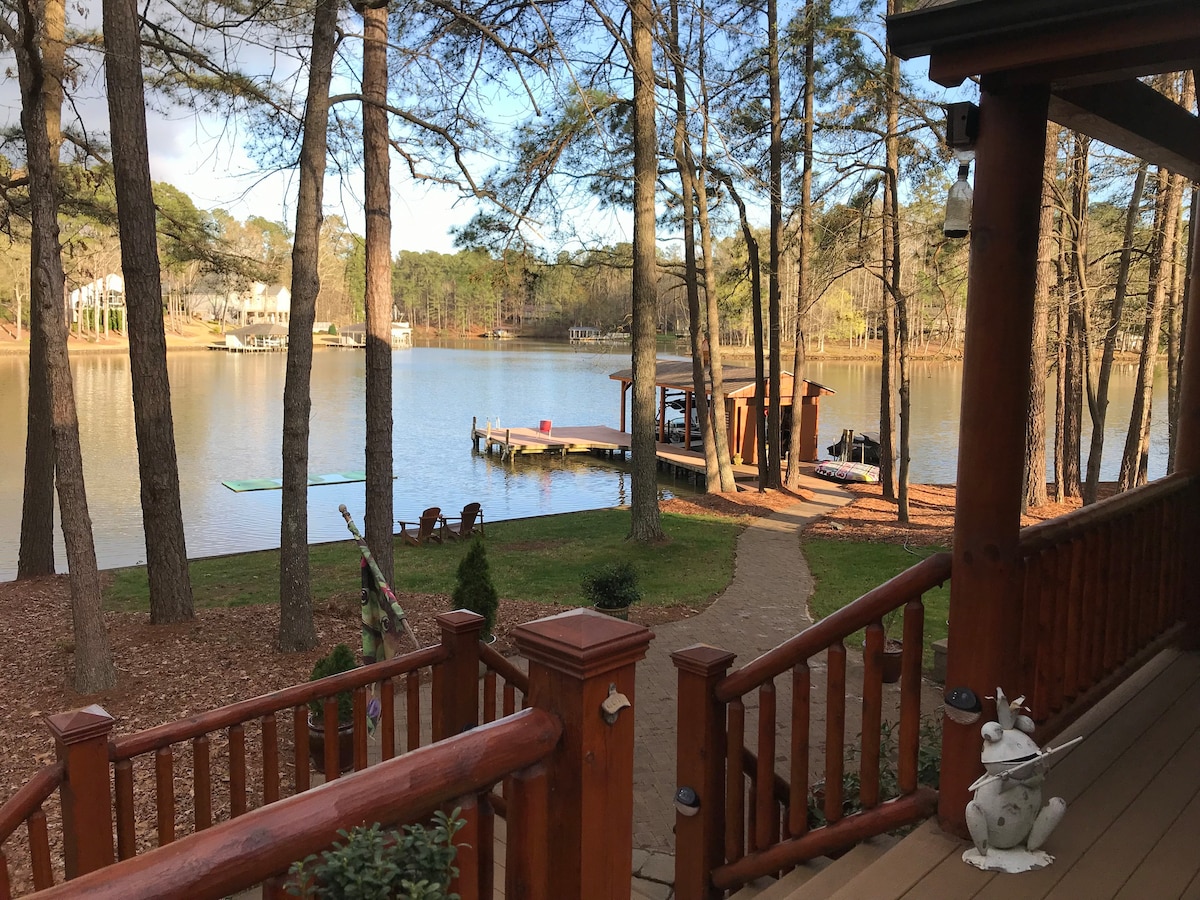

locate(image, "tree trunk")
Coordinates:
765 0 783 489
16 0 64 580
1172 182 1197 473
1053 212 1068 503
361 1 395 584
884 0 908 520
13 0 115 692
1084 161 1148 503
278 0 337 652
1025 126 1059 509
1120 131 1185 489
628 0 663 541
1060 133 1090 499
695 168 736 491
103 0 194 623
785 0 815 492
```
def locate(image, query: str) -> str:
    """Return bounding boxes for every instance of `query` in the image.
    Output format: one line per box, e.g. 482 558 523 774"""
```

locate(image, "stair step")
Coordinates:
729 836 898 900
825 820 967 900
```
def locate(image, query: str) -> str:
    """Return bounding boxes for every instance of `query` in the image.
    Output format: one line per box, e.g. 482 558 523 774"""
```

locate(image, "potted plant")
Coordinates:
287 810 464 899
308 643 358 774
452 536 499 642
880 608 904 684
582 562 641 620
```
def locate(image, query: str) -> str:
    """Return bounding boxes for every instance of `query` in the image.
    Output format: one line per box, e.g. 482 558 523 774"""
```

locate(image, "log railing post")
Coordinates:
433 611 485 742
672 644 736 900
46 704 116 878
513 609 653 900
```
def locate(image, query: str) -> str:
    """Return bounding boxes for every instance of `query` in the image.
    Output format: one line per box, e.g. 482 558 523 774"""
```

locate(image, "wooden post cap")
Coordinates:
437 610 486 634
514 609 653 679
46 705 115 745
671 644 737 676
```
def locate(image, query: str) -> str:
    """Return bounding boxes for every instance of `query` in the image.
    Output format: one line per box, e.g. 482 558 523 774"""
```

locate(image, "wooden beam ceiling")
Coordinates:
1049 80 1200 182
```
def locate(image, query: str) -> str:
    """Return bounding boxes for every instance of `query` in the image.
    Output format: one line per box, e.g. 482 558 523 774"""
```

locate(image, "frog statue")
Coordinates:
962 688 1070 873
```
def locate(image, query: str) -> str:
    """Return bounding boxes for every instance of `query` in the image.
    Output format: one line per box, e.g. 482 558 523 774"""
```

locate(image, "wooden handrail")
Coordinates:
0 762 64 842
716 553 951 703
111 644 448 760
34 709 562 900
479 642 529 692
1018 473 1196 553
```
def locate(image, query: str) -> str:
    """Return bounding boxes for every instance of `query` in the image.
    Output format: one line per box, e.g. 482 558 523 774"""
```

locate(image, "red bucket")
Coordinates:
539 419 553 433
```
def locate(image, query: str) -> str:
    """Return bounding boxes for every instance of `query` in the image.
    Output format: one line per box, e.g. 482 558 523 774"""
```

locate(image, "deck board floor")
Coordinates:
831 649 1200 900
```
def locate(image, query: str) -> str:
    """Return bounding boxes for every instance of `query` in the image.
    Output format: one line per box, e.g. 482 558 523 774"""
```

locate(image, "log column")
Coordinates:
514 609 653 900
47 705 116 878
939 80 1049 835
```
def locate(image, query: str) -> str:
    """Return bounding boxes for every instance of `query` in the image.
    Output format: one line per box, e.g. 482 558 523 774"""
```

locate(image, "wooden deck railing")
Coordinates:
29 709 563 900
0 610 535 898
1017 473 1197 740
672 552 951 899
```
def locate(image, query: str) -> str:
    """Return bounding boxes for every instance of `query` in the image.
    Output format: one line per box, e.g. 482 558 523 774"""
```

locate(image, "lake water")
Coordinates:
0 343 1169 581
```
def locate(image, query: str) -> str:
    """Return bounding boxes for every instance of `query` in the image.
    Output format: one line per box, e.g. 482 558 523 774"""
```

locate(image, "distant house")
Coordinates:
67 274 127 331
191 283 291 327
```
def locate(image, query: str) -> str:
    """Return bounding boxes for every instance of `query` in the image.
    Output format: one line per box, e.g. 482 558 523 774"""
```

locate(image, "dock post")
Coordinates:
505 428 512 461
472 416 478 451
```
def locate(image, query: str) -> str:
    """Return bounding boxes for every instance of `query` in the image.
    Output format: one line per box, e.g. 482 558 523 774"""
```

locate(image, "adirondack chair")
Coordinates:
442 502 484 540
399 507 444 546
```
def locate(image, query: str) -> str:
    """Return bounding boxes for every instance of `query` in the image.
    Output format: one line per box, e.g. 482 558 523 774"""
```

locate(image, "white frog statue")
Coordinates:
962 688 1071 873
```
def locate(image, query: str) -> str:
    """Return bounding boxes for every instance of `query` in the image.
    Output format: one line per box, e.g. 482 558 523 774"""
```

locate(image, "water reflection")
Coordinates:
0 347 1169 581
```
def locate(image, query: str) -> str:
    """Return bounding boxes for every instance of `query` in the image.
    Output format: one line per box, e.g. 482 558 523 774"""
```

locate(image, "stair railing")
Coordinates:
673 552 951 899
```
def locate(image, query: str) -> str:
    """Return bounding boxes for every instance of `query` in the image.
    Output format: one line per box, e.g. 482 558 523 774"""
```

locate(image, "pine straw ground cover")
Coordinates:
0 483 1084 891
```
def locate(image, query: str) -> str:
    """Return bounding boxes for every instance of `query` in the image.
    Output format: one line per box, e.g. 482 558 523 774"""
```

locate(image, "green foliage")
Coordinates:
581 562 641 610
452 537 499 638
803 539 949 667
328 323 339 335
105 509 739 613
309 644 357 725
287 811 464 900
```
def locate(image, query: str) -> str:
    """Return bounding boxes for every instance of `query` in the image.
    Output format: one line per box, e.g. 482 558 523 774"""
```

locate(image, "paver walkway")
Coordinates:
631 472 856 853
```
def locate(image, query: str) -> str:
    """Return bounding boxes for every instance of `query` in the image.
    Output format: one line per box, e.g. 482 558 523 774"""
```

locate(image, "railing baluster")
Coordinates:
1091 522 1112 683
230 724 247 816
193 736 212 832
407 673 421 751
156 747 175 845
322 698 339 779
380 679 396 761
484 670 498 724
28 809 52 891
824 641 846 826
726 699 745 863
478 793 496 900
1050 539 1076 714
860 624 884 810
353 688 368 772
262 875 288 899
788 662 810 838
1033 548 1056 717
1018 551 1041 704
507 763 548 900
262 714 279 805
115 759 136 858
0 847 10 900
898 598 924 794
503 682 516 718
754 681 776 851
452 792 482 900
294 705 310 793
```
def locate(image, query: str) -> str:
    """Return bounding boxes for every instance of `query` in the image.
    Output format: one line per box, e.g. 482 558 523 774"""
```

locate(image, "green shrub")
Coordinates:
327 323 339 335
308 644 357 725
287 811 464 900
452 537 499 639
581 562 641 610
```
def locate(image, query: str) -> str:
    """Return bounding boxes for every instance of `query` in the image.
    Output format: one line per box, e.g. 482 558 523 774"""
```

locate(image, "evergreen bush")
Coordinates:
452 537 498 639
308 643 357 725
581 562 641 610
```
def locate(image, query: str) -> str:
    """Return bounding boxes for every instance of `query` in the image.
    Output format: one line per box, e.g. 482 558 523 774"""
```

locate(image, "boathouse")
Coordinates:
609 360 835 465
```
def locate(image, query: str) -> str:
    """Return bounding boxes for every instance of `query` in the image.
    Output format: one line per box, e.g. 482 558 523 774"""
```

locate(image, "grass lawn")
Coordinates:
802 538 950 666
104 509 743 612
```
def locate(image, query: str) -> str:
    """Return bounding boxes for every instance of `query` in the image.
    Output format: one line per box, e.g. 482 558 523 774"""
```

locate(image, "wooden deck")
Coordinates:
821 647 1200 900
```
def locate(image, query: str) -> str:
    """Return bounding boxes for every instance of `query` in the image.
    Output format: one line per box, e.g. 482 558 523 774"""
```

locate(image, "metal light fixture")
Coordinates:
945 686 983 725
943 101 979 240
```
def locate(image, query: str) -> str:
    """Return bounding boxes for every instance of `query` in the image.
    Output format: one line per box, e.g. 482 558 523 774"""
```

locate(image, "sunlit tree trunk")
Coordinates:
278 0 337 652
629 0 663 540
361 0 395 583
10 0 115 691
103 0 194 623
1025 126 1059 510
15 0 63 580
765 0 783 489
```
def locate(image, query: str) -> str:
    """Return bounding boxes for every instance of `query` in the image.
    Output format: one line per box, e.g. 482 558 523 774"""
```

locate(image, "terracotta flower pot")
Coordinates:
594 604 630 621
881 639 904 684
308 717 355 774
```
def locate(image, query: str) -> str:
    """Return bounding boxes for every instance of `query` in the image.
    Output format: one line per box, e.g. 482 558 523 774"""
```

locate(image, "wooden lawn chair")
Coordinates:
442 502 484 540
399 507 444 546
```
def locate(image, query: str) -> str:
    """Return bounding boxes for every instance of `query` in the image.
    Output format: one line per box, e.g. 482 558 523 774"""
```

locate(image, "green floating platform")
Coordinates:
223 471 374 492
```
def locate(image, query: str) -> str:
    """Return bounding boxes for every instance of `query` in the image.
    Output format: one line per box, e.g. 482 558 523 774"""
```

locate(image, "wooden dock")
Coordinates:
470 418 760 486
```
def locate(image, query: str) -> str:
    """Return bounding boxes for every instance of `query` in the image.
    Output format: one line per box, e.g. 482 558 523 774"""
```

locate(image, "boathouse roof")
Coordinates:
609 360 836 399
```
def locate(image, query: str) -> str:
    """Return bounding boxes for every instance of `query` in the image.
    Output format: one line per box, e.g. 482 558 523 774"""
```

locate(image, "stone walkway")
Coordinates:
628 473 857 897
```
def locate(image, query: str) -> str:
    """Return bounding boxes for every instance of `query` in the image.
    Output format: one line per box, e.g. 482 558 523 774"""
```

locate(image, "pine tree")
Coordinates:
453 538 498 640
